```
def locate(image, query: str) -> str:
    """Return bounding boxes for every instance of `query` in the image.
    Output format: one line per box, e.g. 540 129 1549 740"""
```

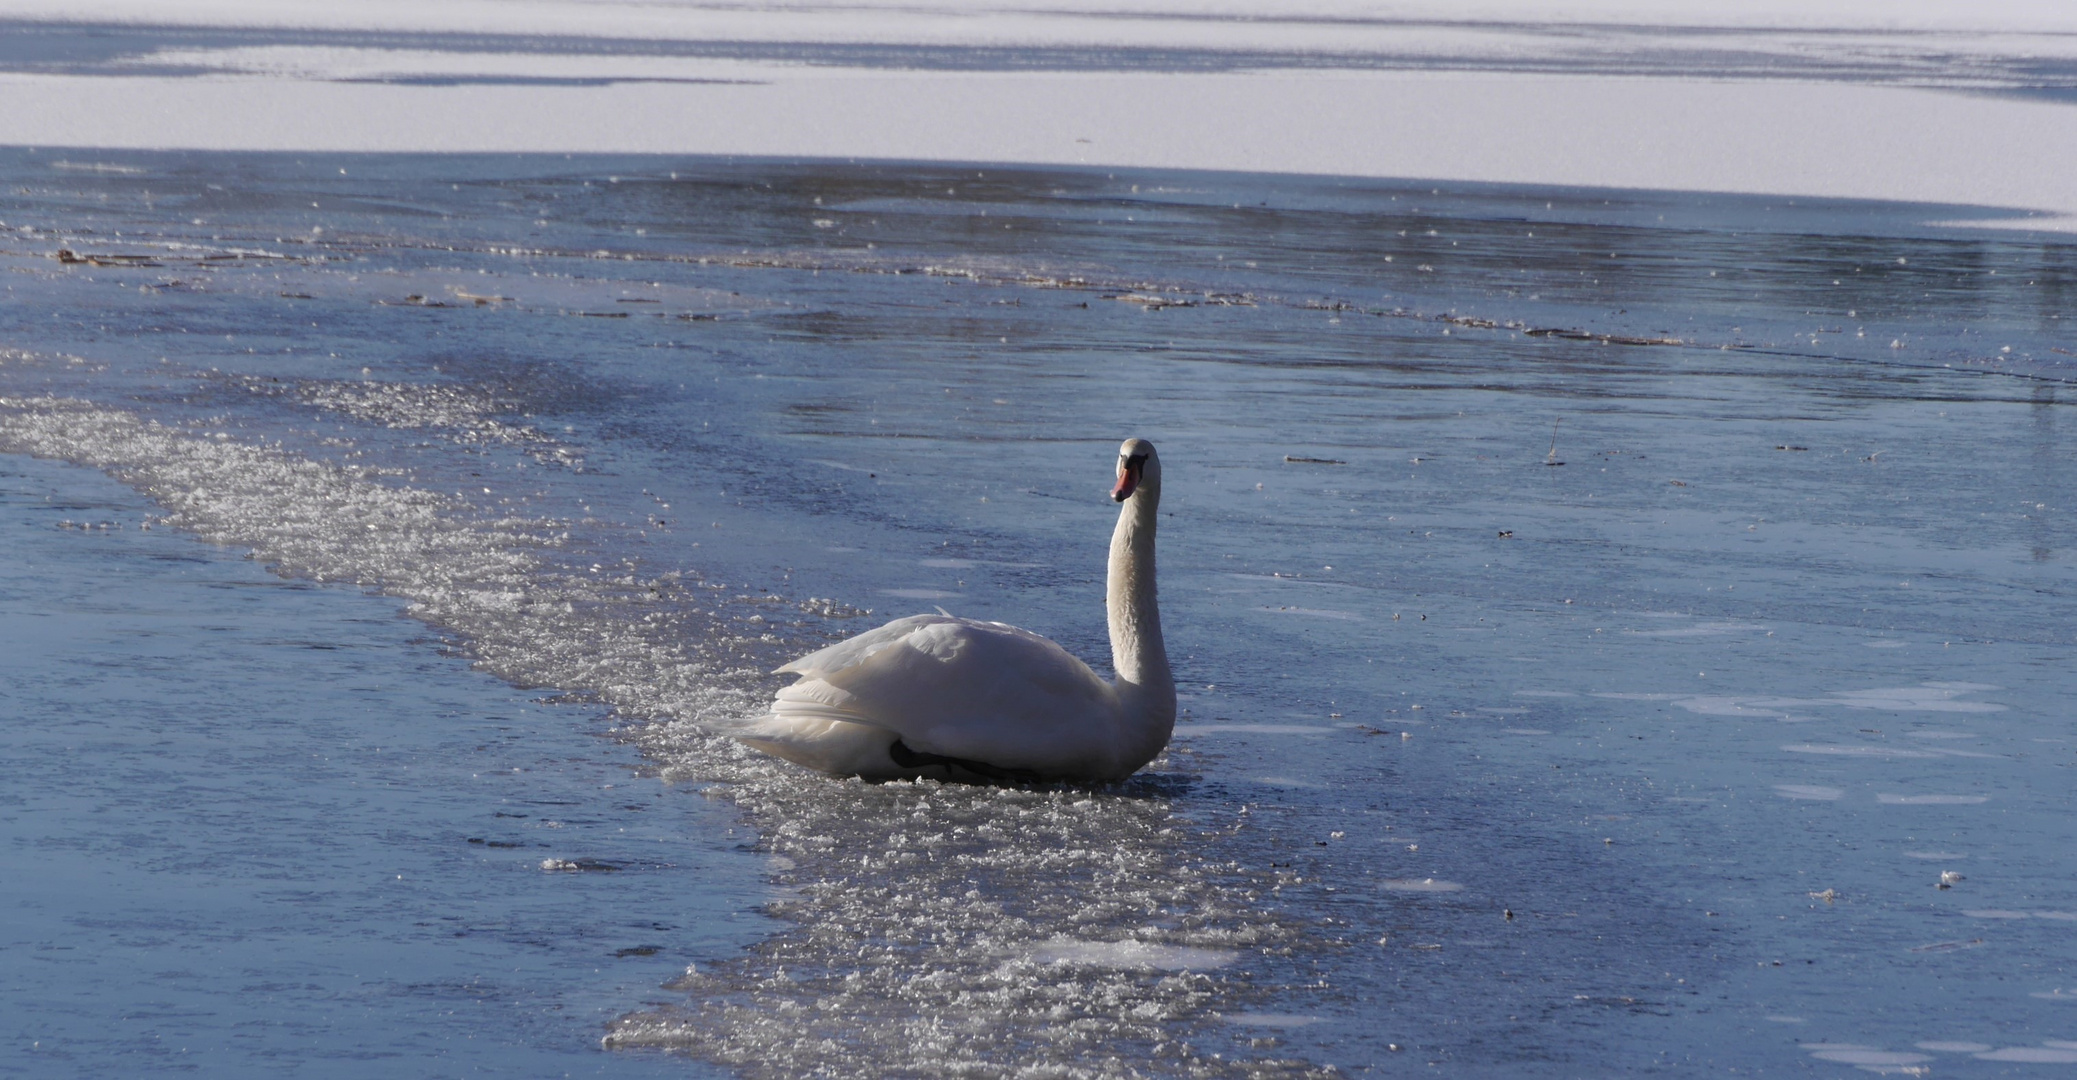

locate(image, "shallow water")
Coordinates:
1 149 2074 1076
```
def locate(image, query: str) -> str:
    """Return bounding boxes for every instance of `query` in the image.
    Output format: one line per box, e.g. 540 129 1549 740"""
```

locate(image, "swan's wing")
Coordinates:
774 613 950 678
774 616 1120 776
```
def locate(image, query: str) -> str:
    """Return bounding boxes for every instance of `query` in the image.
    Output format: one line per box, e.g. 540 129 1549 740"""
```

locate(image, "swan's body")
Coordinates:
729 439 1175 782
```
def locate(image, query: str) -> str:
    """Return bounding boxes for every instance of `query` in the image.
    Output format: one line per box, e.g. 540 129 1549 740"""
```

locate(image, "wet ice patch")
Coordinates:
1628 684 2005 723
1877 794 1988 805
1800 1043 1932 1069
1833 685 2005 712
1622 620 1767 637
2033 989 2077 1001
1917 1041 1992 1052
540 857 620 872
1904 851 1968 860
1259 605 1363 621
1224 1013 1323 1028
1381 878 1465 893
1909 939 1985 953
880 588 960 599
1776 784 1845 800
918 556 1039 569
1250 776 1328 789
1976 1047 2077 1062
1783 744 1943 759
1674 696 1809 719
807 459 875 474
236 374 587 469
1027 937 1238 971
1173 723 1335 736
1502 728 1553 736
283 264 754 317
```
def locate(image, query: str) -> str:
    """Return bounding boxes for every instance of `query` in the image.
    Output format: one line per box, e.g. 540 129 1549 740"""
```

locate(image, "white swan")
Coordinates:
728 438 1176 783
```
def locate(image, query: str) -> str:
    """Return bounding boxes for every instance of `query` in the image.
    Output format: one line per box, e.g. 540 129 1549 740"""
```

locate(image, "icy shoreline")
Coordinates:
3 1 2076 228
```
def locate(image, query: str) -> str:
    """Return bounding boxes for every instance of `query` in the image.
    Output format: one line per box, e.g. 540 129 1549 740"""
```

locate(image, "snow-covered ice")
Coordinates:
3 0 2077 226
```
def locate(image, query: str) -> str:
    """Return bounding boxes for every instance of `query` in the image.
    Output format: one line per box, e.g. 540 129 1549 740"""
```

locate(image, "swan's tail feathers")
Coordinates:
734 714 899 776
722 682 903 776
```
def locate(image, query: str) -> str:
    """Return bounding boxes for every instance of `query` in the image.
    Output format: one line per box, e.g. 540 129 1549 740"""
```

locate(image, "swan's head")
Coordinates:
1111 438 1159 503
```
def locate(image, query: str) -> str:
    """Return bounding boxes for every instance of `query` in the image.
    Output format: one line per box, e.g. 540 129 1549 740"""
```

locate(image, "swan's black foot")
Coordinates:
888 739 1042 784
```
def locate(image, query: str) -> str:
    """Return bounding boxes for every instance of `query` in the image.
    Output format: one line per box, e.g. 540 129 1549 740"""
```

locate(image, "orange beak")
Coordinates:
1111 457 1142 502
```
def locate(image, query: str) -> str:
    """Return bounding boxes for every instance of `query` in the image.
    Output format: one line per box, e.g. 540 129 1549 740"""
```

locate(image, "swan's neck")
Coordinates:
1107 486 1175 737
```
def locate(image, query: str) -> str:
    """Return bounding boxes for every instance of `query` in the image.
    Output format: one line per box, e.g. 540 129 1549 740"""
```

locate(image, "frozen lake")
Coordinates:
1 150 2074 1076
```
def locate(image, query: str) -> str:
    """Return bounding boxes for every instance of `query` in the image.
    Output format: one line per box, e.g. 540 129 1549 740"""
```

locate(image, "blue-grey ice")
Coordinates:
0 114 2073 1077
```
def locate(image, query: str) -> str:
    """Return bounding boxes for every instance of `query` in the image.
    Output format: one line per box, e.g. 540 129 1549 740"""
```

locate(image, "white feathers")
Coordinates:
729 440 1175 782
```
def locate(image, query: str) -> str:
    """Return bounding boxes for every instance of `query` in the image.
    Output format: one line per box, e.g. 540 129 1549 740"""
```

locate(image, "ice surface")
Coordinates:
1026 938 1241 971
0 454 761 1078
1805 1047 1932 1066
1225 1013 1324 1029
13 0 2077 47
5 2 2077 227
1380 879 1467 893
2 151 2075 1075
1976 1046 2077 1062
